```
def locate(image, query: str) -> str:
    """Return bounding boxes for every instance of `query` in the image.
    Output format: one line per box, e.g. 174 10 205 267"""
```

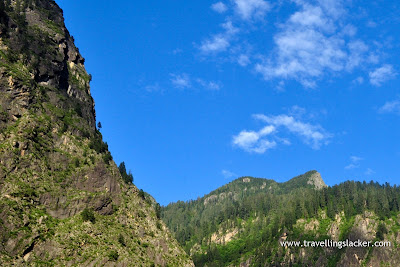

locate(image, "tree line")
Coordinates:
162 179 400 266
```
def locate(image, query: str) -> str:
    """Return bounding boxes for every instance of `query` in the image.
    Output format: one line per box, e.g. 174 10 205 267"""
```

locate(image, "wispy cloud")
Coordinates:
350 156 363 162
145 83 163 93
221 20 239 35
365 168 375 175
170 73 222 91
253 114 331 149
352 76 364 85
345 156 363 170
379 99 400 115
254 1 375 88
211 2 228 13
196 79 221 90
233 108 331 153
222 169 236 179
287 105 307 118
170 73 191 89
200 0 269 55
369 65 397 86
233 0 271 21
200 35 230 53
238 54 251 66
344 164 357 170
199 19 239 54
346 41 369 71
172 48 183 55
199 0 391 89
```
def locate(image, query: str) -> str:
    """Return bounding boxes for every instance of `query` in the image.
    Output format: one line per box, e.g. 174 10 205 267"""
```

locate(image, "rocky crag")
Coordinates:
0 0 193 266
163 171 400 266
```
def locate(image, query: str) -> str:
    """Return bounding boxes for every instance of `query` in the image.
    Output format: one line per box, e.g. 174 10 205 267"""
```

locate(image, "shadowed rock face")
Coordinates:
0 1 193 266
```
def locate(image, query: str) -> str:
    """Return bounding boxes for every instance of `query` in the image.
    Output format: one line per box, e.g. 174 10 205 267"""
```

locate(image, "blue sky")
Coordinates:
56 0 400 205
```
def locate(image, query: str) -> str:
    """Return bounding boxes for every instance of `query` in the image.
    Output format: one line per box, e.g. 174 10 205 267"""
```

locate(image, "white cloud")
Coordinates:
353 76 364 84
199 20 238 54
251 139 277 153
200 0 267 56
221 20 239 35
369 65 397 86
170 73 191 89
255 27 348 86
256 6 344 82
350 156 363 162
252 1 385 87
259 125 275 135
345 163 358 170
200 35 230 53
233 131 260 148
288 105 307 118
346 41 369 71
238 54 251 66
199 0 389 88
365 168 375 175
211 2 228 13
345 156 363 170
276 137 291 145
196 79 221 90
379 99 400 115
232 125 276 153
145 83 162 93
288 5 332 31
233 110 331 153
327 0 346 15
253 114 331 149
222 169 236 178
206 81 221 90
233 0 271 21
170 74 222 91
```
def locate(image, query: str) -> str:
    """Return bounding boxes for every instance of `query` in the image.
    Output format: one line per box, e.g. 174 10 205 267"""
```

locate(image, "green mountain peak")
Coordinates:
281 170 327 191
162 171 400 267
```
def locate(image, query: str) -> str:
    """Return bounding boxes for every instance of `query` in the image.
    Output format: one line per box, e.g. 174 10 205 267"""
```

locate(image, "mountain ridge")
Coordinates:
0 1 193 266
162 171 400 266
168 170 326 208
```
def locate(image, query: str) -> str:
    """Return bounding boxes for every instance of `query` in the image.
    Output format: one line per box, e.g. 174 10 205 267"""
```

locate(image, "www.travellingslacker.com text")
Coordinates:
280 239 391 249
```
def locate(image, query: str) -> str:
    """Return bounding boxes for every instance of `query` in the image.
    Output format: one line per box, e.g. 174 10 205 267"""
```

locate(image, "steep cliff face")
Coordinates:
306 171 327 190
0 1 193 266
282 211 400 267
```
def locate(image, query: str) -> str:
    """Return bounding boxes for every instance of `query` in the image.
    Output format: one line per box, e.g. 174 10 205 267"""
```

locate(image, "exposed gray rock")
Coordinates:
307 171 327 189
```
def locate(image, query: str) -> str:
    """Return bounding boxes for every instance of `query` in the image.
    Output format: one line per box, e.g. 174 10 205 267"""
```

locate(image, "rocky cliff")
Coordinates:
0 0 193 266
280 211 400 267
162 172 400 266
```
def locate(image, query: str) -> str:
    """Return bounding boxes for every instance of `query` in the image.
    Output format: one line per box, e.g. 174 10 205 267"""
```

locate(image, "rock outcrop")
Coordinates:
163 171 400 266
307 171 327 189
0 1 193 266
283 211 400 267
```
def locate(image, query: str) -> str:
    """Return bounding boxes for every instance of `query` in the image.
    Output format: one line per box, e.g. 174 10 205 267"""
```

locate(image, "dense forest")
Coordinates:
162 171 400 266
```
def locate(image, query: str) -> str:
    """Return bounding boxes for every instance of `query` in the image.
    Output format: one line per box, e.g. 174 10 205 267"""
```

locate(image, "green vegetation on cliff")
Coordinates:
162 172 400 266
0 1 193 266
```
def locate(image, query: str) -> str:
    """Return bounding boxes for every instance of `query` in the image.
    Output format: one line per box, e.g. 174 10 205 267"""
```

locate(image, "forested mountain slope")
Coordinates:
0 1 193 266
162 171 400 266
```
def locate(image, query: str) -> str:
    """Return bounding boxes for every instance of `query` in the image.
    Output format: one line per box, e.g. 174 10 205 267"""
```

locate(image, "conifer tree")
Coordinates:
0 0 5 13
